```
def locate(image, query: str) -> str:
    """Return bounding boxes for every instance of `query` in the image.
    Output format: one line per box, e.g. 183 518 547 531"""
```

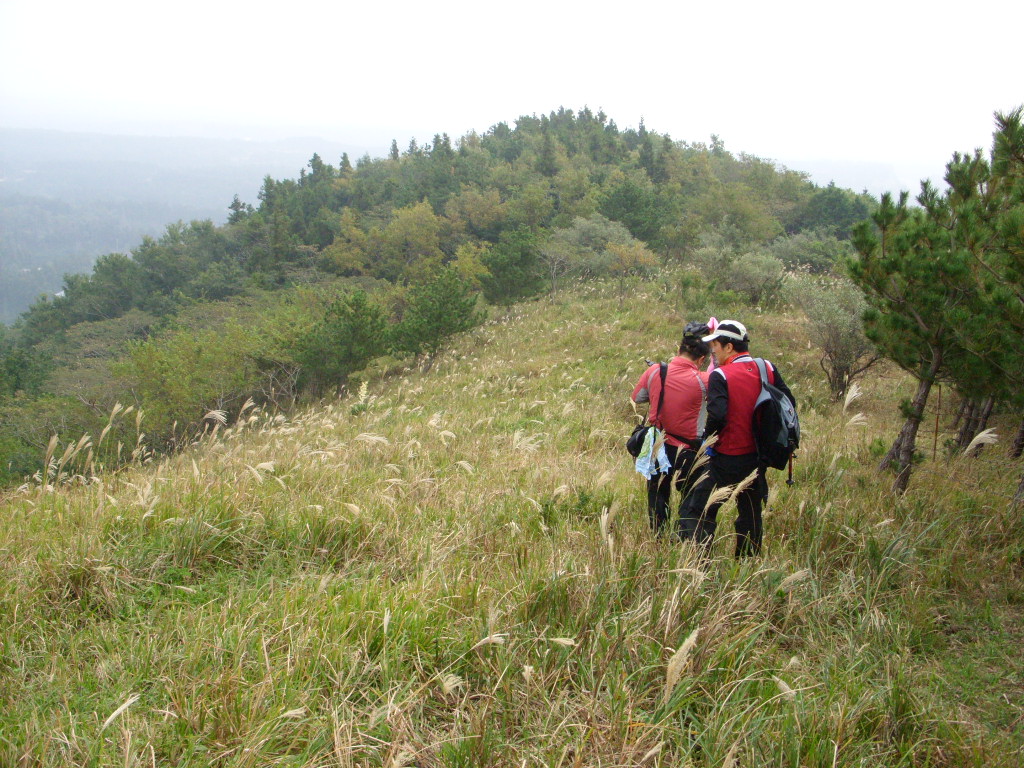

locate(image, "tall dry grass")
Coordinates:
0 278 1021 766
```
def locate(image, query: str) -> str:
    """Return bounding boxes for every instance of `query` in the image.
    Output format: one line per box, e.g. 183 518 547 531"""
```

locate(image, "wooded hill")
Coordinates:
0 107 871 485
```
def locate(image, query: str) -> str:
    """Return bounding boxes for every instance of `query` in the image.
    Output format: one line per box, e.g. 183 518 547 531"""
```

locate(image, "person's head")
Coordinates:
679 321 711 363
701 319 749 365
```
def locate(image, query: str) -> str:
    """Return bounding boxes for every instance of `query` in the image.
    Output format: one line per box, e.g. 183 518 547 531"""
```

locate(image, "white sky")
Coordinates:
1 0 1021 195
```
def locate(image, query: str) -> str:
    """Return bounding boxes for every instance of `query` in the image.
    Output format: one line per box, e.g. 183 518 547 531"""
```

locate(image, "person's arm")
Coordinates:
631 363 658 404
769 362 796 410
702 369 728 441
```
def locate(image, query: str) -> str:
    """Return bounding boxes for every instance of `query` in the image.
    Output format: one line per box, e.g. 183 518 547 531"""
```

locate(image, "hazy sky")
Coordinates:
2 0 1021 195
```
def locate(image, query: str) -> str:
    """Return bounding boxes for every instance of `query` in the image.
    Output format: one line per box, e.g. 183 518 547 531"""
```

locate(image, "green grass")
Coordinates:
1 277 1022 766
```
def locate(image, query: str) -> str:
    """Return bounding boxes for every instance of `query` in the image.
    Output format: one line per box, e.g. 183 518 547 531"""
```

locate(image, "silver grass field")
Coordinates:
1 279 1022 767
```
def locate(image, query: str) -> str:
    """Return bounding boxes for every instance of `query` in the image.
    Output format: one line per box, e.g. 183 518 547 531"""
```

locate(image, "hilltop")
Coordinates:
0 106 872 486
1 279 1022 766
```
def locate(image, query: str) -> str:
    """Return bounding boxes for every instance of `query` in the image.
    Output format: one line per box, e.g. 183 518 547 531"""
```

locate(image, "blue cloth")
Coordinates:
635 427 672 479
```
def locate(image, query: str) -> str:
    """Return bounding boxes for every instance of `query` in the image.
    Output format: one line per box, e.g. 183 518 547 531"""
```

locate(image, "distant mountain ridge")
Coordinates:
0 128 375 322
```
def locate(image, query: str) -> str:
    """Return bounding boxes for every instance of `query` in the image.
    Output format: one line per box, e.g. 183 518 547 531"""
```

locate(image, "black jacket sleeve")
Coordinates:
770 362 796 410
702 370 728 442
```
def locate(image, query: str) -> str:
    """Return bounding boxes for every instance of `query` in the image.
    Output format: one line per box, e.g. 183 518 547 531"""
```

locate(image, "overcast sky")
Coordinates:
2 0 1021 196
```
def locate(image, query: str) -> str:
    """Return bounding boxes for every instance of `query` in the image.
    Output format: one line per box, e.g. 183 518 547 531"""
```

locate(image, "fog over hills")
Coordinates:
0 124 913 325
0 129 377 323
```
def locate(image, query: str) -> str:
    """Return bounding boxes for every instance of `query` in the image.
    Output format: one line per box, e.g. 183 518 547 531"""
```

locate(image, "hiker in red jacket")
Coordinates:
678 320 796 556
631 322 711 534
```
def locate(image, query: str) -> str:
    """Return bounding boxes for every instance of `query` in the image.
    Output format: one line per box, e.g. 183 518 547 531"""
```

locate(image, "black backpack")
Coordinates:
752 358 799 470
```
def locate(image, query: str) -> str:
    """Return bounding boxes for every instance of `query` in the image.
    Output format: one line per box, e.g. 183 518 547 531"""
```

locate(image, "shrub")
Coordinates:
294 290 387 395
786 272 878 400
767 229 854 274
541 214 656 291
729 250 787 307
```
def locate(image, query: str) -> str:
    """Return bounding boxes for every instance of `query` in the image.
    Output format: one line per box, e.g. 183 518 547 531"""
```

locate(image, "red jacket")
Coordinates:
632 357 709 448
704 353 795 455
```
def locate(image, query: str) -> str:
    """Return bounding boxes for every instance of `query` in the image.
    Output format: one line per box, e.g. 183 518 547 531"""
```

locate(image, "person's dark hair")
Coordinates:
679 321 710 360
725 338 750 353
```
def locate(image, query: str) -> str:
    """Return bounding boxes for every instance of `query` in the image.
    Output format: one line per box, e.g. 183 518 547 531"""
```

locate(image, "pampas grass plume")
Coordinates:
664 627 700 704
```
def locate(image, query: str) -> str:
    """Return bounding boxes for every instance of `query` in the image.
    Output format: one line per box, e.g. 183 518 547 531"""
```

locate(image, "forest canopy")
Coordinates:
0 107 873 485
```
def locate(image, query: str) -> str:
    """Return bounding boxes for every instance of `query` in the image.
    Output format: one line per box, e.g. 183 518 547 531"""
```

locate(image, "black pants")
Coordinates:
647 445 702 534
677 452 767 557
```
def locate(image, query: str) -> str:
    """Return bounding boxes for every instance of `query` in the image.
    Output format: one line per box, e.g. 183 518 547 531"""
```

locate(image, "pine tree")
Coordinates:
479 228 543 305
227 195 253 225
536 129 558 177
296 291 386 395
853 107 1024 499
637 119 656 180
651 135 672 184
849 192 980 493
390 267 482 371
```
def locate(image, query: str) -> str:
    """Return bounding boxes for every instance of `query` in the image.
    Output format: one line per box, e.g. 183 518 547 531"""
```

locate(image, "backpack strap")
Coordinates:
694 371 708 437
754 358 772 388
653 362 669 424
753 358 774 387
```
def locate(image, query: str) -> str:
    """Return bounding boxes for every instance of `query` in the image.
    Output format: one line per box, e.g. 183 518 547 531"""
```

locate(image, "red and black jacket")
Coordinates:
702 353 796 456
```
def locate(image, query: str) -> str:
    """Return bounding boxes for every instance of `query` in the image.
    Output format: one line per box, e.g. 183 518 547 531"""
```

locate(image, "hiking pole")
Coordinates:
787 453 795 486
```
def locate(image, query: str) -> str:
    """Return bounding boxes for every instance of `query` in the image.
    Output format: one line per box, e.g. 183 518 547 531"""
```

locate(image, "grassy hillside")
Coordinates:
1 278 1022 766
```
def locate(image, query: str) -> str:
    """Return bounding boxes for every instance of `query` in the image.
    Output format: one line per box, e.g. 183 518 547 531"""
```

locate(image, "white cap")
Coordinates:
701 319 748 343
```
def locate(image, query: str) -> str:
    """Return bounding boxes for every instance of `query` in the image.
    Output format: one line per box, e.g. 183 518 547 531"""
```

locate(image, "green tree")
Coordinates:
506 182 555 231
479 228 544 305
296 290 387 394
786 272 877 399
536 124 559 177
598 172 671 245
789 182 871 238
934 108 1024 502
371 202 446 284
637 120 656 180
320 209 369 276
849 192 980 493
390 267 482 371
228 195 254 224
444 185 506 240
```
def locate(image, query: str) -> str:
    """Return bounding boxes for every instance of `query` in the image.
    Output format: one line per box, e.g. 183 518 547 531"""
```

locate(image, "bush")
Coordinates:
294 290 387 395
767 229 854 275
729 250 786 307
786 272 877 399
114 322 272 442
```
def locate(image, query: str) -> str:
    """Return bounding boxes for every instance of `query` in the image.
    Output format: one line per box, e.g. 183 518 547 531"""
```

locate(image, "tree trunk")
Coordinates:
949 397 968 431
955 400 978 449
891 352 942 495
969 396 996 457
878 431 903 471
977 396 995 432
1011 416 1024 459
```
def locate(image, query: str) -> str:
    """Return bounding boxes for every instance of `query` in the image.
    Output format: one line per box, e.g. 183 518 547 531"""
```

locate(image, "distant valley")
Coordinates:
0 128 372 322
